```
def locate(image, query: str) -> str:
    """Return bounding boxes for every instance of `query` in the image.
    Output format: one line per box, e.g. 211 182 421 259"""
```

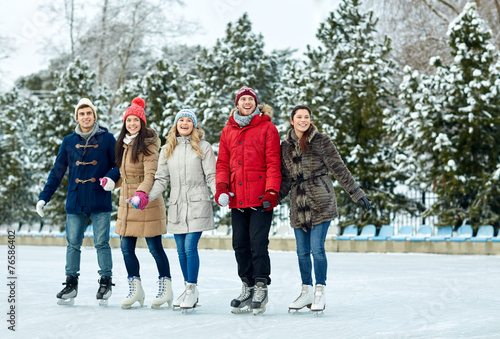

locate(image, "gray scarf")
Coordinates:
75 122 99 147
233 107 261 127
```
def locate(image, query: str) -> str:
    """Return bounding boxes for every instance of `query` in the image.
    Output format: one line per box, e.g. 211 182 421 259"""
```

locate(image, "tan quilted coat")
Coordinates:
115 129 166 237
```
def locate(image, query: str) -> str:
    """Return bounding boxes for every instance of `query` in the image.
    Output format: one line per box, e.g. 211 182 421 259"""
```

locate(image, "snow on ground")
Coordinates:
1 245 499 339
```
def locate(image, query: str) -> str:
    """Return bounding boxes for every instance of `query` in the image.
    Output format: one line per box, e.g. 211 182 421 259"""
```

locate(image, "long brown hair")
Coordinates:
115 120 154 168
290 105 312 152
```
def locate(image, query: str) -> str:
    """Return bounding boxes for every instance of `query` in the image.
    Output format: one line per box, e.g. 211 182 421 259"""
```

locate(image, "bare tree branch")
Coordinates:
421 0 450 22
434 0 459 14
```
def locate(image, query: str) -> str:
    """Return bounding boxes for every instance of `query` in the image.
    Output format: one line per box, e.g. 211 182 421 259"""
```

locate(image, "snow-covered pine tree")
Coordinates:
278 0 414 227
116 58 186 144
186 13 280 145
0 89 39 228
397 3 500 228
34 58 99 225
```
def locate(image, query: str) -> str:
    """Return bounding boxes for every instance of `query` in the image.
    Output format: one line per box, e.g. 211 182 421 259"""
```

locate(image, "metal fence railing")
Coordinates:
211 187 440 237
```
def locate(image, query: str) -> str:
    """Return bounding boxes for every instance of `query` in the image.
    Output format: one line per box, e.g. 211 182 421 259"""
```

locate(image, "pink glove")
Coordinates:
126 191 149 210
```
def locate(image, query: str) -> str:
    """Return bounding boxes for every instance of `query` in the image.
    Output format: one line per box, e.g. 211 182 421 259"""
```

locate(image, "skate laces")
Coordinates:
237 285 253 301
155 278 166 298
126 278 137 298
314 287 324 303
61 285 73 294
185 284 195 296
253 284 267 302
98 277 114 293
61 281 76 293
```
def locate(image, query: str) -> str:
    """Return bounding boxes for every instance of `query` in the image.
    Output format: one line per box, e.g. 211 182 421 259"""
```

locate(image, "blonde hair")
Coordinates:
162 124 205 161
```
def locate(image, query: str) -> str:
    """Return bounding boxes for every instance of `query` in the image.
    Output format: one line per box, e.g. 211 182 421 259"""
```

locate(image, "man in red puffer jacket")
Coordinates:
215 86 281 315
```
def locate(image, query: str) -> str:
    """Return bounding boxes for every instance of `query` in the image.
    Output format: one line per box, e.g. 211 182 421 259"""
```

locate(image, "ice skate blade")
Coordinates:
57 298 75 306
121 305 144 310
288 304 312 313
312 310 324 316
180 307 196 314
151 304 171 310
231 306 252 314
98 299 109 307
253 307 266 315
288 309 311 314
121 302 145 310
151 299 173 309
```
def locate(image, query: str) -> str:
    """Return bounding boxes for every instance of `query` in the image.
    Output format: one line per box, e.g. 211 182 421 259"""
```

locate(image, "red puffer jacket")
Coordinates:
216 104 281 209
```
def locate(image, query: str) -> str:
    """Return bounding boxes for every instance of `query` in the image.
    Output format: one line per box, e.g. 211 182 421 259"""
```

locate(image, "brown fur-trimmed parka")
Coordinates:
278 124 366 230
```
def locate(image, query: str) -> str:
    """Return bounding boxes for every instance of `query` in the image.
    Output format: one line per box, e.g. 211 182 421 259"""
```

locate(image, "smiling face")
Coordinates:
291 109 311 139
76 106 96 133
236 95 257 116
125 115 141 135
177 116 194 137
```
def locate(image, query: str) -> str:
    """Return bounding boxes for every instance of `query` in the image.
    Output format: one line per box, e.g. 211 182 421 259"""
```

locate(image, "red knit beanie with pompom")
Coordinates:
123 97 147 125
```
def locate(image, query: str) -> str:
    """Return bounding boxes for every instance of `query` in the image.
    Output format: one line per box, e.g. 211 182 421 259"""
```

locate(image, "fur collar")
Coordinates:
286 123 318 145
285 124 319 231
229 104 273 118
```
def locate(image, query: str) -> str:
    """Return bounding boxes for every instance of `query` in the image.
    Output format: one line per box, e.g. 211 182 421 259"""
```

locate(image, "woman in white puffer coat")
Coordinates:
146 109 216 310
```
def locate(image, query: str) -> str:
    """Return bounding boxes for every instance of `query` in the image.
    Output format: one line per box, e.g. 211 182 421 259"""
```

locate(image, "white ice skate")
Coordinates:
230 281 254 314
57 276 78 306
311 284 325 316
288 284 313 313
151 277 173 309
251 278 268 316
172 282 187 311
121 276 145 309
180 283 199 314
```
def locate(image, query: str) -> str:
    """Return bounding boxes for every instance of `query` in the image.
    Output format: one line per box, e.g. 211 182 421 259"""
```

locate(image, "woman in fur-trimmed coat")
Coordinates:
278 105 371 313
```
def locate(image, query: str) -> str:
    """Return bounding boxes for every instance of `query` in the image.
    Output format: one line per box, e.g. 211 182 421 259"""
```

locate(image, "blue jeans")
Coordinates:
174 232 202 284
293 221 330 286
65 212 112 277
120 235 171 278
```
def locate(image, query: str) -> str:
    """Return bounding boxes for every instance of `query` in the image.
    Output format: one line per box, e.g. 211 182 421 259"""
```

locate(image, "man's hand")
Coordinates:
99 177 115 191
36 200 46 217
259 190 278 211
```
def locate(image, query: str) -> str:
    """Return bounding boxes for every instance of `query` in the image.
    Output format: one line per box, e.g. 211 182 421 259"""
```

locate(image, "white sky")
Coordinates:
1 0 341 90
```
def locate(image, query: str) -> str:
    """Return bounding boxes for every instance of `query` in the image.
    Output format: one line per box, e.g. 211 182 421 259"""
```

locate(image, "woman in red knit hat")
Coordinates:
100 97 172 309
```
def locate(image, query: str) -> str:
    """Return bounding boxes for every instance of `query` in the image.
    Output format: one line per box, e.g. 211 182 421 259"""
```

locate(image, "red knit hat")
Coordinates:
123 97 147 125
235 86 258 107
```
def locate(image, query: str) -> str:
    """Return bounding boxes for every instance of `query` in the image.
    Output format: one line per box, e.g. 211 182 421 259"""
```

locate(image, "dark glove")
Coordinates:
259 190 278 211
215 183 230 207
358 196 372 210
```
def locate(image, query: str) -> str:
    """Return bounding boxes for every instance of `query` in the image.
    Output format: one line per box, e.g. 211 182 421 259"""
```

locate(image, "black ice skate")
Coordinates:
251 278 268 315
57 275 78 306
230 281 254 314
96 276 114 306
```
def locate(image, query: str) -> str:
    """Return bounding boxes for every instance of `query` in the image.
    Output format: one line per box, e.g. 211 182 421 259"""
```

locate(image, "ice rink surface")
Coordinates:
1 245 499 339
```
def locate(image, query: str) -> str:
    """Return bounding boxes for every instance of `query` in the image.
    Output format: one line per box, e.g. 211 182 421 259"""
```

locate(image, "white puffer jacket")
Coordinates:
149 136 216 234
